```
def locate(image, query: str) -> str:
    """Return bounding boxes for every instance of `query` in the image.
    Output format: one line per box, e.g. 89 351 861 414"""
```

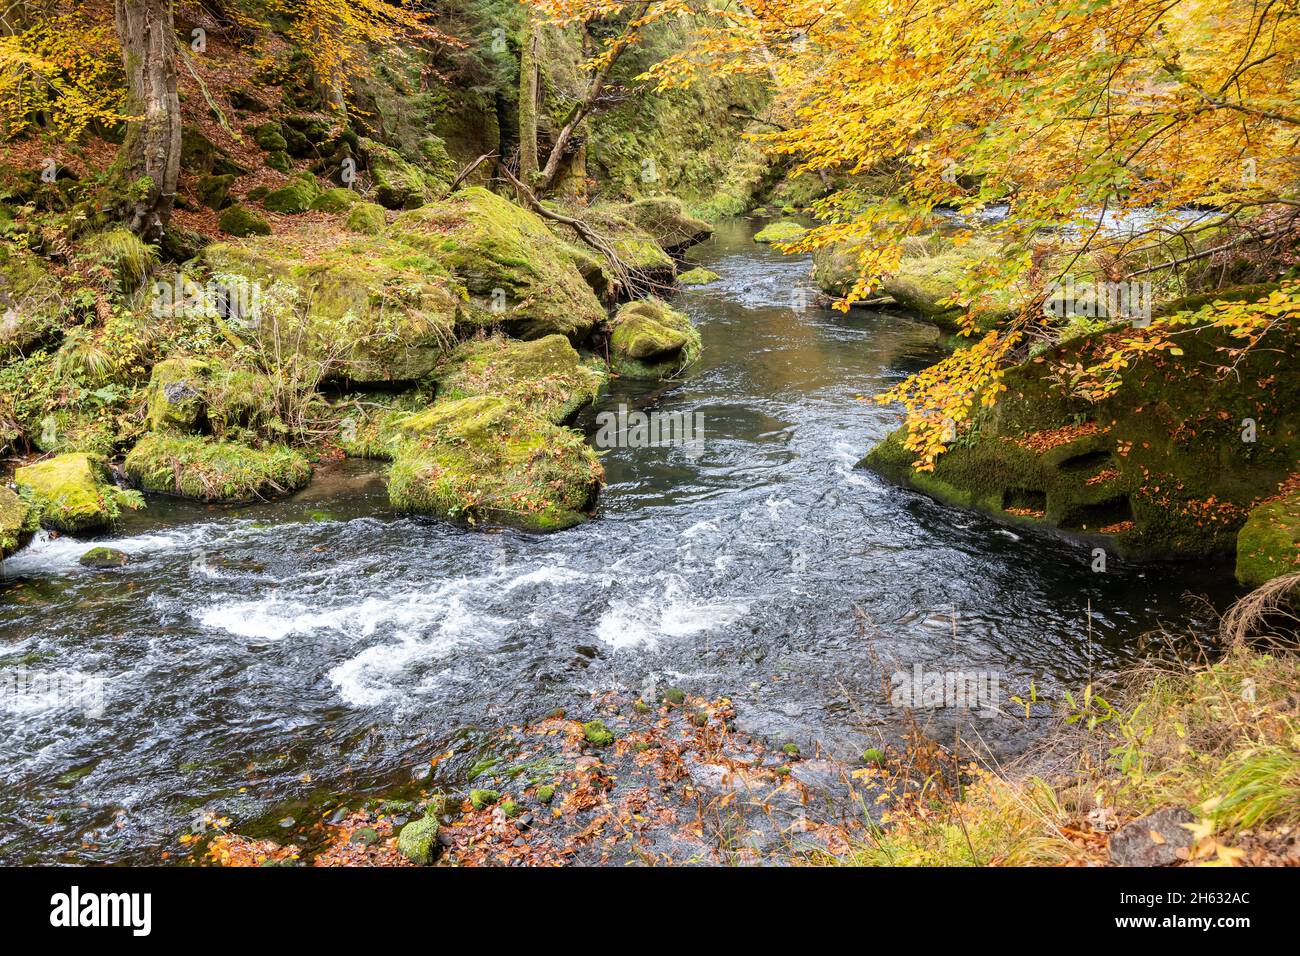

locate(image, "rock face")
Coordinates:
203 231 462 384
14 453 140 533
609 197 713 253
607 299 702 380
0 486 32 560
125 434 312 503
387 395 603 532
392 187 605 342
863 322 1300 560
433 334 606 425
1236 483 1300 587
1108 807 1195 866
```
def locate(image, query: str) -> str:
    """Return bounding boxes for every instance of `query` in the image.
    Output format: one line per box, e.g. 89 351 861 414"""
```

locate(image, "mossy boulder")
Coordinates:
333 391 427 460
310 187 358 213
0 243 62 360
583 719 615 746
125 434 311 503
252 122 288 152
262 171 323 214
202 230 462 384
607 299 702 380
678 267 720 286
345 201 386 235
1236 487 1300 587
218 205 271 237
79 546 128 569
0 486 33 559
387 395 603 532
359 137 445 210
862 319 1300 560
561 207 676 293
15 453 140 533
433 334 606 424
145 357 211 432
196 174 236 211
754 220 806 244
391 187 604 342
609 197 712 253
396 815 440 865
265 150 292 174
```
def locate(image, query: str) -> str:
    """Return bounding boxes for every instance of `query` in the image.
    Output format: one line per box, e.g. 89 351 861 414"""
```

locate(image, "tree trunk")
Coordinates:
114 0 181 240
518 10 540 182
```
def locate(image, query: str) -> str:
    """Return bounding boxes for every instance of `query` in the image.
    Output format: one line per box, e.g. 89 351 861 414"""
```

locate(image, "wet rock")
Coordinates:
754 220 806 243
1108 807 1196 867
396 815 439 865
0 487 33 560
678 267 720 286
78 547 128 569
1236 488 1300 587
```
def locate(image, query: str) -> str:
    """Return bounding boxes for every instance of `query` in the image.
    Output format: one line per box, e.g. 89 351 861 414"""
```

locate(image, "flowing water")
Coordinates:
0 218 1238 864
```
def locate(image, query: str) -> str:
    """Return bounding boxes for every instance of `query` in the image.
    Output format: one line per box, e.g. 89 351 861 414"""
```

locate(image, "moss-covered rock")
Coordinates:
15 453 141 533
125 434 311 503
678 267 720 286
333 391 427 460
862 320 1300 560
145 357 211 432
78 546 128 569
387 395 603 532
262 171 323 214
310 187 358 213
1236 486 1300 587
359 136 446 210
433 334 606 424
391 187 604 342
754 220 806 244
0 243 62 360
607 299 702 380
560 206 676 293
252 122 288 152
218 205 271 238
608 197 712 253
202 230 462 384
0 486 33 559
396 815 439 865
583 719 615 746
469 788 499 810
196 174 236 211
265 150 292 174
345 201 387 235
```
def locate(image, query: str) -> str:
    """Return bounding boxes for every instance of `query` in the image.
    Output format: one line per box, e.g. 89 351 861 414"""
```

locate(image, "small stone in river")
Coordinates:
583 719 615 746
79 547 129 569
278 816 295 828
396 815 440 865
350 827 380 845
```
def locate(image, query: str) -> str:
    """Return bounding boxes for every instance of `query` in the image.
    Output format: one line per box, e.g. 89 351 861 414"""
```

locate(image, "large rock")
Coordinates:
387 396 603 532
607 299 702 380
14 453 141 533
862 320 1300 560
433 334 606 424
0 486 33 559
562 207 676 296
145 357 211 432
391 187 605 342
125 434 311 503
201 231 462 384
143 357 279 441
608 197 712 253
358 137 447 210
1236 483 1300 587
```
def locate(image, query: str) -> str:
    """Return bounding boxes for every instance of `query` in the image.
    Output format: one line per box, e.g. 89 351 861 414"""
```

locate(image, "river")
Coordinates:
0 218 1236 863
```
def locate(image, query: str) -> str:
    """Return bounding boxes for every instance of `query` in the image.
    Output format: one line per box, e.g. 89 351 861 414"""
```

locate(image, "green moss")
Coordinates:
754 220 806 244
661 687 685 706
78 546 128 569
607 299 701 380
500 799 521 818
77 228 157 294
218 205 271 237
387 395 603 533
678 267 720 286
536 785 555 804
781 743 801 757
345 201 387 235
125 434 312 503
862 748 886 766
359 136 445 210
265 150 292 174
15 452 140 533
396 815 439 865
559 206 675 288
0 486 33 559
333 391 426 460
1236 491 1300 587
469 788 499 810
391 187 605 342
145 357 211 432
433 334 606 424
310 187 358 213
608 197 712 253
863 320 1300 560
262 171 323 214
252 122 288 152
0 244 62 360
202 230 462 384
196 174 236 211
583 719 615 746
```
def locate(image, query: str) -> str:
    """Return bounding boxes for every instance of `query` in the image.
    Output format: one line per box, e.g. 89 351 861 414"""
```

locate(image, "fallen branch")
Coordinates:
449 151 497 193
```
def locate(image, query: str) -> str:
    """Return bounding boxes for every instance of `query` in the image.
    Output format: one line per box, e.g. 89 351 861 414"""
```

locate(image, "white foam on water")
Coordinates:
0 668 109 718
594 575 749 650
0 520 261 577
501 565 586 591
